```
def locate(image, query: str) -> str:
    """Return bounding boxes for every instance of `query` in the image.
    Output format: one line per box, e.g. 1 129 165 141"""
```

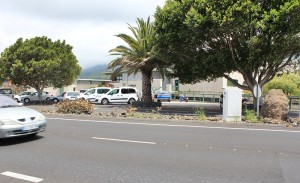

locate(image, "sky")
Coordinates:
0 0 165 69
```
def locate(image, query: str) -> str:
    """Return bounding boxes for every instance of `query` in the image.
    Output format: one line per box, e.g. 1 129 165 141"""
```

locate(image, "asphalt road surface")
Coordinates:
1 117 300 183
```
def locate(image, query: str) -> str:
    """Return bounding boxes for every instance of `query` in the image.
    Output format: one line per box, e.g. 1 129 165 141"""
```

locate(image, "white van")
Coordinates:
81 87 111 102
96 87 139 105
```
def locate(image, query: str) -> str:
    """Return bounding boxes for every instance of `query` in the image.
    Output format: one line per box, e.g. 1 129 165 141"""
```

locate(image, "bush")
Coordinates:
194 107 206 121
243 109 257 123
56 100 94 114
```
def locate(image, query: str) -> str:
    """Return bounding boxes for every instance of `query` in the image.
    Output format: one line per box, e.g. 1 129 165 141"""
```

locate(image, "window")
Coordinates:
0 88 12 94
108 89 119 95
86 89 95 95
128 89 136 93
121 89 129 94
97 89 110 94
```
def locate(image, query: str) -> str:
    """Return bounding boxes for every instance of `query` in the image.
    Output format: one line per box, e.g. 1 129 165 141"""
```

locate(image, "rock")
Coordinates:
261 89 289 120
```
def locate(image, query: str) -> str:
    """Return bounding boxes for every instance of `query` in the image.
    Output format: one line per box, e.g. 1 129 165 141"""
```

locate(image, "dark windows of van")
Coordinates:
97 89 110 94
128 89 136 93
121 88 136 94
121 89 128 94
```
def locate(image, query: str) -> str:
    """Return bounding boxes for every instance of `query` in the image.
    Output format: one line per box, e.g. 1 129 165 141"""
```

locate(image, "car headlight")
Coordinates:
36 114 46 121
0 119 19 125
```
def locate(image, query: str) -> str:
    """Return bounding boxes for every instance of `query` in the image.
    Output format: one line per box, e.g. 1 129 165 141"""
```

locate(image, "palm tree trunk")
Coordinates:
141 69 153 103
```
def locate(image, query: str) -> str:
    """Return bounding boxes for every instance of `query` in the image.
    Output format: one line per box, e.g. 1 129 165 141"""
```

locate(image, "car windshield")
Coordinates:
0 95 20 107
159 91 169 94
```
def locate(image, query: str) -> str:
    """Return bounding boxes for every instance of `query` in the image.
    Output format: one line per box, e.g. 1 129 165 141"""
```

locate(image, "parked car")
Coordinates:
79 89 88 94
50 91 81 103
65 91 81 100
96 87 139 105
157 91 171 102
81 87 111 102
21 91 52 103
0 88 14 99
0 95 47 138
14 91 35 102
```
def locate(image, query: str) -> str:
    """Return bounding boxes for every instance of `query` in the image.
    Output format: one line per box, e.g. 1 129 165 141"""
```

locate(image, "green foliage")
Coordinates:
155 0 300 93
0 36 81 100
263 73 300 96
243 109 257 123
194 107 206 121
108 17 168 103
56 100 94 114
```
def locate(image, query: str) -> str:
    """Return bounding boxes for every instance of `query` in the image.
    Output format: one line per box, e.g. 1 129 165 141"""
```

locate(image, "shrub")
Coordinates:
243 109 257 123
194 107 206 121
56 100 94 114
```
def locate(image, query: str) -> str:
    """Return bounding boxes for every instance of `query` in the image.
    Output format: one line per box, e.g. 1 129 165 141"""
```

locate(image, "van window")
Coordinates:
97 89 110 94
108 89 119 95
86 89 95 95
121 89 128 94
128 89 136 93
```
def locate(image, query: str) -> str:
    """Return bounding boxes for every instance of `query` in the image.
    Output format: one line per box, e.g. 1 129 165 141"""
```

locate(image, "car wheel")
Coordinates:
128 98 136 104
24 98 30 103
101 98 109 105
53 98 59 103
168 99 171 102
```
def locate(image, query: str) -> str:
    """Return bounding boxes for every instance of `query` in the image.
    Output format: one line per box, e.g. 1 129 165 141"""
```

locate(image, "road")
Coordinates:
1 117 300 182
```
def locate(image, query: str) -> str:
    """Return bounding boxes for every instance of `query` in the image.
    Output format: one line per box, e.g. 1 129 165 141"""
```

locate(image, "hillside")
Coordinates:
79 64 110 79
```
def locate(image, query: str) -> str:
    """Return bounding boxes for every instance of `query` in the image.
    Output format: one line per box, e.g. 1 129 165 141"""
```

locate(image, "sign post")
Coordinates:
253 84 262 117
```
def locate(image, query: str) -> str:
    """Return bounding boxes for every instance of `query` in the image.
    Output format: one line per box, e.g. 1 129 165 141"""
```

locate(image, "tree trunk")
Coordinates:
141 69 153 103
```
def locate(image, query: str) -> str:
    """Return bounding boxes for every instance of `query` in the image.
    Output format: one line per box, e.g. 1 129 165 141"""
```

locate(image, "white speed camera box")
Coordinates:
222 87 242 122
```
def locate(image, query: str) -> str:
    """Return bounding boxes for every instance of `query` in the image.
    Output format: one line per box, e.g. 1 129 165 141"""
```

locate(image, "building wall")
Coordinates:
178 78 224 93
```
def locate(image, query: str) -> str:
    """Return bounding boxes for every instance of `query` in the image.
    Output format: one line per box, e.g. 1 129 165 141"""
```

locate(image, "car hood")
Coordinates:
0 106 43 120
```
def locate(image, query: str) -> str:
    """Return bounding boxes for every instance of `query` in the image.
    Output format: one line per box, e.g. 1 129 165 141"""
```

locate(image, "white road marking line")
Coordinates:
1 171 43 182
92 137 156 145
48 117 300 133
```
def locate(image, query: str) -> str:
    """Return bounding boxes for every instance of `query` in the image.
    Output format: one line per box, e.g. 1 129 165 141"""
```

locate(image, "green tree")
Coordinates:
0 36 81 101
108 17 167 102
263 73 300 96
155 0 300 98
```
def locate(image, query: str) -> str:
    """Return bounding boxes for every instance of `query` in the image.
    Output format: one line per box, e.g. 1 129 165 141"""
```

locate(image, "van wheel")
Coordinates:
128 98 136 104
101 98 109 105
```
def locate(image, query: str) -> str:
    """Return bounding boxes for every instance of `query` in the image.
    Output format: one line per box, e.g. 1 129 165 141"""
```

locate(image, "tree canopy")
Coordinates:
155 0 300 95
108 17 167 102
0 36 81 99
263 73 300 96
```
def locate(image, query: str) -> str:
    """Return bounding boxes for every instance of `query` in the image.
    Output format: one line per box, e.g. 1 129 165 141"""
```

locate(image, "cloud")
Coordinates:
0 0 165 69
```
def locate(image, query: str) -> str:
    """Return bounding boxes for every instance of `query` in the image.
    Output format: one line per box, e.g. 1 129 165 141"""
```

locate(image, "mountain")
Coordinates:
79 64 110 79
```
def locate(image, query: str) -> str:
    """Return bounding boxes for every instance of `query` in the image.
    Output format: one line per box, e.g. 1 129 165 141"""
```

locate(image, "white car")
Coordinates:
14 91 35 102
0 95 47 138
81 87 111 102
96 87 139 105
64 91 81 100
21 91 51 103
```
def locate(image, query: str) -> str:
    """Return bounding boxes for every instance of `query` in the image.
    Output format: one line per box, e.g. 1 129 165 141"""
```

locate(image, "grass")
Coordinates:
244 109 257 123
194 107 206 121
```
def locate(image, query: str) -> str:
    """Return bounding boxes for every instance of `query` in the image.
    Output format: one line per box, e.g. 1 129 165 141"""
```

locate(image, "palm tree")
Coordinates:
108 17 167 103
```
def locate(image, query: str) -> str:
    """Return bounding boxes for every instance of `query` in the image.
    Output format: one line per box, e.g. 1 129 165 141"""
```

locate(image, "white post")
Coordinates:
256 85 260 117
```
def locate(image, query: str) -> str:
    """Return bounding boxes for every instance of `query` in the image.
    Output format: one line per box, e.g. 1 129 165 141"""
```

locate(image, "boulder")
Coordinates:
261 89 289 120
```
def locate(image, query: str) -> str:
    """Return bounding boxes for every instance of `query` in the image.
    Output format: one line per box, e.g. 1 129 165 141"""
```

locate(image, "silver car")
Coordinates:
0 95 47 138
